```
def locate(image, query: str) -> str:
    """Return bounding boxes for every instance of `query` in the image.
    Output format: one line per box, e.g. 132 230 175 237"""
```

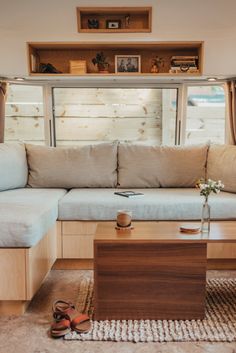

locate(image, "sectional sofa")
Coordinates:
0 141 236 314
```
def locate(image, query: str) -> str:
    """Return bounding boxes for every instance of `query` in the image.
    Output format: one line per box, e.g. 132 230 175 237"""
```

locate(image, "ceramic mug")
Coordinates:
117 210 132 228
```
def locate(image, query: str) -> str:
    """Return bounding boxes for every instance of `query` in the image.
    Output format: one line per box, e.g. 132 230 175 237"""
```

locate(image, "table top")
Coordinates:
95 221 236 243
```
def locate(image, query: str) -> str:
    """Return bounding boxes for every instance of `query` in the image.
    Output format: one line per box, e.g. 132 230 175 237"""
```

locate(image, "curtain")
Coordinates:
226 80 236 145
0 82 7 143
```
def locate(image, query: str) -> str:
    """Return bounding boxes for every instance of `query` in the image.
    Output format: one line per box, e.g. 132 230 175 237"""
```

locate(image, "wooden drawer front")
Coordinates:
63 235 94 259
0 249 26 300
94 242 207 320
62 221 97 236
207 243 236 259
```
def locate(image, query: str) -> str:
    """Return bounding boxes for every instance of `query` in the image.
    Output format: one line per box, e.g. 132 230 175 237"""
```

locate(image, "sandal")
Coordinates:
50 318 71 338
52 300 91 333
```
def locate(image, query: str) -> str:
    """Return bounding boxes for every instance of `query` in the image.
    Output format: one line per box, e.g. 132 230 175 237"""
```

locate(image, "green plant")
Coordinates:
92 52 109 69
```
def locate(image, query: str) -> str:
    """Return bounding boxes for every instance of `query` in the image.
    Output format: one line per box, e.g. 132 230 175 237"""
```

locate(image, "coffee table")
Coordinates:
94 221 236 320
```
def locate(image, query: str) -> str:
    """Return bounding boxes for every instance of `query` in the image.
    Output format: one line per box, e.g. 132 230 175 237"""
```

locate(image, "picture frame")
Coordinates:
106 20 121 29
115 55 141 73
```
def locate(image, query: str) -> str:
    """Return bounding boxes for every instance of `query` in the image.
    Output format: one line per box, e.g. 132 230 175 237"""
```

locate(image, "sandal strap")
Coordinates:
71 314 90 328
52 300 74 314
51 319 70 331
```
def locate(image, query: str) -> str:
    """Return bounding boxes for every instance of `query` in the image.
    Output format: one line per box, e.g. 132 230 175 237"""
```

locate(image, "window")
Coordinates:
5 84 45 144
185 85 226 144
53 88 178 146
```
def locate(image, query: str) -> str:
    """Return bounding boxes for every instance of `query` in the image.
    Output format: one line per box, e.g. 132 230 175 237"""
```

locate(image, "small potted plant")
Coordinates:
92 52 109 73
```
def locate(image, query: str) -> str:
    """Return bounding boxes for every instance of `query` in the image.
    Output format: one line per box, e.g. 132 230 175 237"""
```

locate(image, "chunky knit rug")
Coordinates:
64 278 236 342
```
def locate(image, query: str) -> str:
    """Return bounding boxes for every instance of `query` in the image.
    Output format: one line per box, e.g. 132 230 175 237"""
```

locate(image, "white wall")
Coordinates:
0 0 236 77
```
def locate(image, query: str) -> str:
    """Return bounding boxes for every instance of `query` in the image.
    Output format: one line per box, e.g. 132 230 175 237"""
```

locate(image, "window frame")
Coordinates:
179 82 228 145
50 83 180 147
5 80 228 147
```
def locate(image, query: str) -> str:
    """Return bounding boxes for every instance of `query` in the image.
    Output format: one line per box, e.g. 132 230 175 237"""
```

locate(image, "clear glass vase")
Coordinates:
201 200 210 233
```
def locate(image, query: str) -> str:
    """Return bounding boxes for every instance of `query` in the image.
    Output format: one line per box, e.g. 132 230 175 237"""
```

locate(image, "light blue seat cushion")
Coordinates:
58 188 236 221
0 188 66 247
0 143 28 191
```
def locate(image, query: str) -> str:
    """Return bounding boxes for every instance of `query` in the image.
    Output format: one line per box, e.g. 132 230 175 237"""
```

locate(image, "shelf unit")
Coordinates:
77 7 152 33
27 41 204 77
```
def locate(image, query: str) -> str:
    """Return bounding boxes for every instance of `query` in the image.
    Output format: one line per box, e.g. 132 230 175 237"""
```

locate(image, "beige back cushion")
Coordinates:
26 143 118 188
207 144 236 193
118 143 208 188
0 143 28 191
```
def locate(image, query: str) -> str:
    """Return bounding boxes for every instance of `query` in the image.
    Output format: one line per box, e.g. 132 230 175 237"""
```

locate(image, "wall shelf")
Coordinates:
77 7 152 33
27 41 204 77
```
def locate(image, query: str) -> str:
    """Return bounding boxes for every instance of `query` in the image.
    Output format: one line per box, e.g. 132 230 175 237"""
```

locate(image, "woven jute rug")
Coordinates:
64 278 236 342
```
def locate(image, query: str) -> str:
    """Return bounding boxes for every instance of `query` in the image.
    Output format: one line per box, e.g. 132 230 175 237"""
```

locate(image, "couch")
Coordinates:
0 141 236 314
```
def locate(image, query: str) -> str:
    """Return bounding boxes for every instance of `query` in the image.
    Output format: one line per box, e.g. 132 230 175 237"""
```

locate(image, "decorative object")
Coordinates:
169 55 199 74
92 52 109 73
69 60 87 74
124 14 130 28
38 63 62 74
150 56 164 73
65 277 236 342
180 224 200 234
196 178 224 233
106 19 121 29
115 55 141 73
116 210 132 228
30 54 38 73
87 19 99 29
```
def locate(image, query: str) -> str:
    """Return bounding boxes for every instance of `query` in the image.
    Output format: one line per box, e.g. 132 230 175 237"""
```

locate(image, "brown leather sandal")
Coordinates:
52 300 91 333
50 318 71 338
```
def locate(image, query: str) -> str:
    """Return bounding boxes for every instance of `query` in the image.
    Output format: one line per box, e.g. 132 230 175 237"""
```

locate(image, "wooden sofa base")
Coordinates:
1 221 236 315
58 221 236 260
0 301 29 315
0 223 57 315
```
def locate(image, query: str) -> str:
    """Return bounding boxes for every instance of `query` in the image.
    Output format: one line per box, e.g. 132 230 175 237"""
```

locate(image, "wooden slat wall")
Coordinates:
186 106 225 144
54 88 169 145
5 85 45 144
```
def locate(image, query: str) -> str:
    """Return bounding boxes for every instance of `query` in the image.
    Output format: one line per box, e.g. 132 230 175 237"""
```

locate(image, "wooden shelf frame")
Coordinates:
27 41 204 77
77 7 152 33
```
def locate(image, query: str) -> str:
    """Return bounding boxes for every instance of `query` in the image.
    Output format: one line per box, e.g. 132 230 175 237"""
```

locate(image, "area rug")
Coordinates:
64 278 236 342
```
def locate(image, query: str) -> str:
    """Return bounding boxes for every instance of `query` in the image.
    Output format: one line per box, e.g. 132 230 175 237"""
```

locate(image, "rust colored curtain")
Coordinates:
226 80 236 145
0 82 7 143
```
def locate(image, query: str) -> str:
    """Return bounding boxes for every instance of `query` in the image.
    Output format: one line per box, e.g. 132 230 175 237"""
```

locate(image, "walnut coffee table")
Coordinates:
94 221 236 321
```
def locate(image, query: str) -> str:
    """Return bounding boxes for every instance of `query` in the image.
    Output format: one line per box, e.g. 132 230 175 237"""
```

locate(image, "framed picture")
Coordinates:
106 20 121 29
115 55 141 73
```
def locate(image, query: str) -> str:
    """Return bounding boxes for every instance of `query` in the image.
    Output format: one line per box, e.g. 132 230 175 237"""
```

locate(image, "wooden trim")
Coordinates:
207 259 236 270
52 259 94 270
0 301 29 315
207 243 236 259
27 41 203 49
62 235 94 259
62 221 97 235
57 221 62 258
26 224 57 300
0 249 27 300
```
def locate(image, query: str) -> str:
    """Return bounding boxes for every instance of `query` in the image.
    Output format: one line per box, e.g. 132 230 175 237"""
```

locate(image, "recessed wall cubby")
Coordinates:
77 7 152 33
27 41 204 77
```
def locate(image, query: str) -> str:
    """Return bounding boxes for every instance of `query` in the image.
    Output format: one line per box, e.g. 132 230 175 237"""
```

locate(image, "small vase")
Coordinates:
201 199 210 233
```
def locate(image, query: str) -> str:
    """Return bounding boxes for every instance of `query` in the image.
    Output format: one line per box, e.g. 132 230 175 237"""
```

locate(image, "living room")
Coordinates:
0 0 236 352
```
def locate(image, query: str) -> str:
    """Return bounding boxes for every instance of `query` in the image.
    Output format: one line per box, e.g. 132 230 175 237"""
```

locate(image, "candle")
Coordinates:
117 210 132 228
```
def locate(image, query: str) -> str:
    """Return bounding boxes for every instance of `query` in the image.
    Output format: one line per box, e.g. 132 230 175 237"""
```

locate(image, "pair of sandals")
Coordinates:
50 300 91 338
